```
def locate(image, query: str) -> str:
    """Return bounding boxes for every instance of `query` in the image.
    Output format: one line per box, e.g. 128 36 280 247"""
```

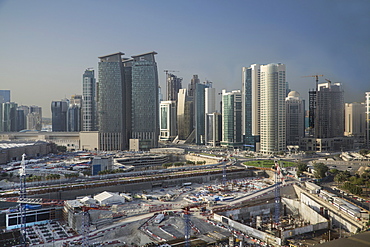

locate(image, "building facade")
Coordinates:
82 68 97 131
166 73 182 101
221 90 243 147
365 92 370 148
344 102 366 144
177 89 194 140
131 52 159 149
0 102 18 132
51 100 68 132
205 112 222 147
259 63 286 154
194 82 212 144
0 90 10 103
286 91 305 146
159 101 177 141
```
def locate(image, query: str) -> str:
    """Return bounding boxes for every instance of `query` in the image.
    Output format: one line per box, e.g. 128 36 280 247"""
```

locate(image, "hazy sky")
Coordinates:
1 0 369 117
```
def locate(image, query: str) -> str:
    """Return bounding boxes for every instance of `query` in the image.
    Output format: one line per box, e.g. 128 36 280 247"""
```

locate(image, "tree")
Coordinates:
313 163 328 179
296 162 308 176
334 172 348 184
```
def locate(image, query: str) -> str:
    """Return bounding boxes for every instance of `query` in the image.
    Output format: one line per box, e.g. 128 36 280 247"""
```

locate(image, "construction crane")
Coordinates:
183 206 191 247
302 74 324 90
273 161 282 227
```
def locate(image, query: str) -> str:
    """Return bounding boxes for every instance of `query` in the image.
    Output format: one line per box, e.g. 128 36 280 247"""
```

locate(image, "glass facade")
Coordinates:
242 67 254 148
82 69 96 131
221 90 242 147
131 52 159 148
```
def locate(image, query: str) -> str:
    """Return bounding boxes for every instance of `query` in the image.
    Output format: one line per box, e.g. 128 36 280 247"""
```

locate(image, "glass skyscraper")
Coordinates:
221 90 243 147
131 52 159 149
82 68 96 131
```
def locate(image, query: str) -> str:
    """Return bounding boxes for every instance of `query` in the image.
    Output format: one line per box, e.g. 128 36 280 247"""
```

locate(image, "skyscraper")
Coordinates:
82 68 97 131
177 89 194 140
51 100 68 131
98 52 127 150
0 102 18 132
166 73 182 101
160 101 177 141
16 105 29 131
259 63 287 154
28 105 42 131
67 95 82 132
188 75 200 97
309 82 344 138
221 90 243 147
131 52 159 149
0 90 10 103
194 81 212 144
286 91 305 146
344 102 366 148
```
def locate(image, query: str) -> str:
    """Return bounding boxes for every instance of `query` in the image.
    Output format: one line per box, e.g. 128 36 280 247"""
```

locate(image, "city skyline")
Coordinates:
1 1 370 117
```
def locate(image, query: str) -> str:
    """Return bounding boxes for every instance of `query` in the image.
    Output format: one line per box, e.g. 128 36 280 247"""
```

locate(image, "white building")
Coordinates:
286 91 304 146
94 191 125 206
259 63 287 154
159 100 177 141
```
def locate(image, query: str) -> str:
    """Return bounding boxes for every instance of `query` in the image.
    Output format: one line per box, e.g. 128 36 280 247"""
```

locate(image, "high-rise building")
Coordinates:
27 105 42 131
160 101 177 141
309 82 344 138
188 75 200 97
131 52 159 149
366 92 370 148
67 95 82 132
205 87 216 115
194 82 212 144
286 91 305 146
177 89 194 140
16 106 29 131
0 102 18 132
166 73 182 101
98 52 128 151
205 112 222 147
82 68 97 131
221 90 243 147
242 66 259 150
0 90 10 103
51 100 68 131
259 63 287 154
344 102 366 148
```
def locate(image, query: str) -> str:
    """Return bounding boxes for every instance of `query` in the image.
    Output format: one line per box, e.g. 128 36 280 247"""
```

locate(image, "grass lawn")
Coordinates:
243 160 297 168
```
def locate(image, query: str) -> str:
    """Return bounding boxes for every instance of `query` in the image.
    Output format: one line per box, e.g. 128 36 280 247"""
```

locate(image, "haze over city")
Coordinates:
1 0 369 117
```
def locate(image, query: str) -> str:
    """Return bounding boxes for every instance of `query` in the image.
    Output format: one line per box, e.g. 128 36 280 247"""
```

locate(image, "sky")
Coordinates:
0 0 369 118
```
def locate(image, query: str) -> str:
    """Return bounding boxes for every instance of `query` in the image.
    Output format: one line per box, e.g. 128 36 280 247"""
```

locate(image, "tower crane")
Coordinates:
164 70 179 78
19 154 27 247
302 74 324 90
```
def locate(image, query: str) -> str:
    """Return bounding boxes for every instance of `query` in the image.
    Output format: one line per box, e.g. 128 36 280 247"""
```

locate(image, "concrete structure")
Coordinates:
286 91 305 146
159 101 177 141
221 90 243 148
51 99 68 132
259 63 287 154
188 74 200 97
0 141 54 164
131 52 159 150
166 73 182 101
27 105 42 131
91 156 113 175
344 102 366 148
82 68 97 131
300 137 354 152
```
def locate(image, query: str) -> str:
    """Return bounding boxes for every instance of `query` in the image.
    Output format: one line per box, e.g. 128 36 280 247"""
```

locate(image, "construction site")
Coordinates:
0 154 369 247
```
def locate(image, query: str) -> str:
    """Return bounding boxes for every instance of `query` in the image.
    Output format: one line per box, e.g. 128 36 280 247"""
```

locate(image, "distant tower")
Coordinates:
160 101 177 141
131 52 159 149
194 81 212 144
166 73 182 101
177 89 194 140
205 112 222 147
67 95 83 132
82 68 97 131
309 81 344 138
27 105 42 131
188 75 200 97
0 102 18 132
0 90 10 103
51 100 68 131
259 63 287 154
286 91 305 146
221 90 243 148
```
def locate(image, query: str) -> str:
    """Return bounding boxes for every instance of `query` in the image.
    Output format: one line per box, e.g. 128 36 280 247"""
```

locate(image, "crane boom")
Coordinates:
302 74 324 90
